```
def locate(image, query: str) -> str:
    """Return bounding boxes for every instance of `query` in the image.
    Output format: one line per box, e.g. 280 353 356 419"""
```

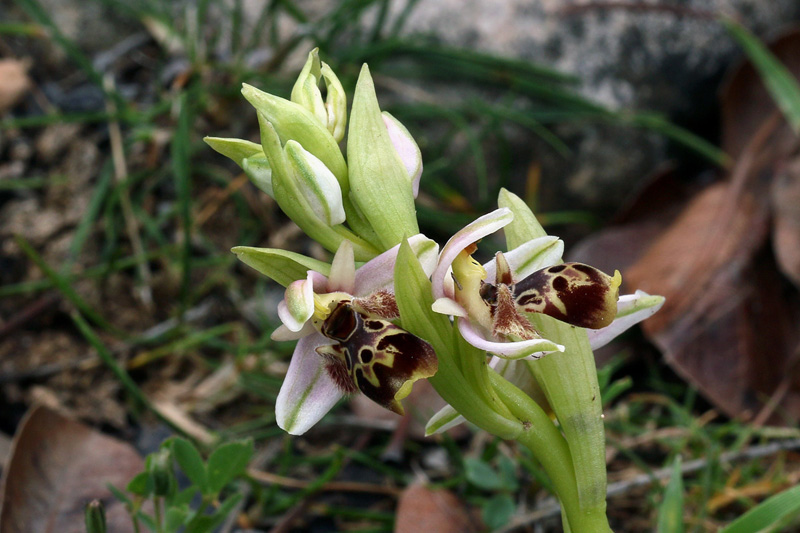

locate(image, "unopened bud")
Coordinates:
84 500 107 533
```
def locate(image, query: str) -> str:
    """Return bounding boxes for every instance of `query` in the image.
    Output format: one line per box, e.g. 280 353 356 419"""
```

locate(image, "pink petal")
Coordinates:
353 234 439 297
587 290 665 350
432 209 513 300
382 112 422 197
328 240 355 293
278 273 315 331
275 333 345 435
483 236 563 281
457 318 564 359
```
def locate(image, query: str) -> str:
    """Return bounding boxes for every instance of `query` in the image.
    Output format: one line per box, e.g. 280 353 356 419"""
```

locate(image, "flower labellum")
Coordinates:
315 298 438 415
273 236 440 434
481 253 622 332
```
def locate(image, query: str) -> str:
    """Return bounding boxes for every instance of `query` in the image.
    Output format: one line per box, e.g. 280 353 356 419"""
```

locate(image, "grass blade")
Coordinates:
719 484 800 533
656 456 685 533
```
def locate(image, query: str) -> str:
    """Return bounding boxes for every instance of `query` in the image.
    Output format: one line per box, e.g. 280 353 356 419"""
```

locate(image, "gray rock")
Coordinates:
382 0 800 214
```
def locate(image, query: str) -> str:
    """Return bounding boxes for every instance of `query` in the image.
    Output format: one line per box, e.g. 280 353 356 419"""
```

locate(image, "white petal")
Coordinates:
431 297 467 317
328 240 355 293
275 333 345 435
458 319 564 359
484 236 563 281
242 153 274 197
382 112 422 198
432 208 513 299
278 273 315 331
271 321 316 341
587 290 665 350
425 404 467 436
285 140 346 225
353 234 439 296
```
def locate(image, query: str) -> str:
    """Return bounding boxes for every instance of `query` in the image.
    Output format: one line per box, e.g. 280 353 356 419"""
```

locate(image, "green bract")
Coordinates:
347 66 420 249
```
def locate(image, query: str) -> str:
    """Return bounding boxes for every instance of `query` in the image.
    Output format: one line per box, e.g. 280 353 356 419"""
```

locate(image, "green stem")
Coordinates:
154 497 163 533
499 188 610 515
527 316 608 512
490 372 612 533
454 324 515 422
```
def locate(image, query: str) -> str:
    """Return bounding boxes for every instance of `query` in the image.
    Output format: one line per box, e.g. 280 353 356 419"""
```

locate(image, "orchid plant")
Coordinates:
207 49 664 532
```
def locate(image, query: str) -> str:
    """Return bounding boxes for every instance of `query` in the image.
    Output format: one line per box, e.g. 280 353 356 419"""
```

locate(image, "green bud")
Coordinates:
241 153 273 196
320 62 347 143
347 65 419 249
242 83 348 191
147 448 173 497
284 140 345 226
84 500 107 533
291 49 348 143
256 111 379 261
291 49 327 128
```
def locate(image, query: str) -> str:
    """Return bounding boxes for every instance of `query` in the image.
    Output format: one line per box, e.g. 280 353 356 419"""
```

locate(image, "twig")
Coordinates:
497 438 800 532
0 293 60 340
104 74 154 309
247 468 402 497
0 302 215 384
195 173 250 226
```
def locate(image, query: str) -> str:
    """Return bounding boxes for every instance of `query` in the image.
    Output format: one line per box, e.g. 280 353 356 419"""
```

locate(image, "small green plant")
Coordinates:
464 454 520 530
105 437 254 533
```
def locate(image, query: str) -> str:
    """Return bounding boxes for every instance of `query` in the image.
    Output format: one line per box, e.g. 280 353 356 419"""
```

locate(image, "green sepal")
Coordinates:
347 66 419 249
394 239 521 439
232 247 331 287
203 137 263 168
498 187 547 243
242 83 348 191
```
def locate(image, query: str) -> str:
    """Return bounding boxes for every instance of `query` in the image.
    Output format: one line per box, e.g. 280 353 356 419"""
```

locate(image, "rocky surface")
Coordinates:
383 0 800 214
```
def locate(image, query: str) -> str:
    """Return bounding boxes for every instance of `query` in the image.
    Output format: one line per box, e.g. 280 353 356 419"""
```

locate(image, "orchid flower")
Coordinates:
426 208 665 434
272 235 439 435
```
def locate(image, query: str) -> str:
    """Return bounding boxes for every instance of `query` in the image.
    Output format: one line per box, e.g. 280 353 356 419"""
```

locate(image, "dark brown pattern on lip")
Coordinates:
512 263 619 329
482 262 620 331
316 300 438 414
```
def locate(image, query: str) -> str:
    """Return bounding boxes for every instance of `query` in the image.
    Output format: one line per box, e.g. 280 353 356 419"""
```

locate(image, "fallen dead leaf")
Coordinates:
0 405 143 533
394 482 478 533
0 59 31 113
771 156 800 288
721 29 800 160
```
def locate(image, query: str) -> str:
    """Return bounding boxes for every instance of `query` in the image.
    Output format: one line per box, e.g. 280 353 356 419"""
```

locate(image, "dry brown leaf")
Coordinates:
395 483 478 533
771 156 800 288
720 29 800 160
0 59 31 113
569 166 693 277
625 183 800 421
0 405 143 533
